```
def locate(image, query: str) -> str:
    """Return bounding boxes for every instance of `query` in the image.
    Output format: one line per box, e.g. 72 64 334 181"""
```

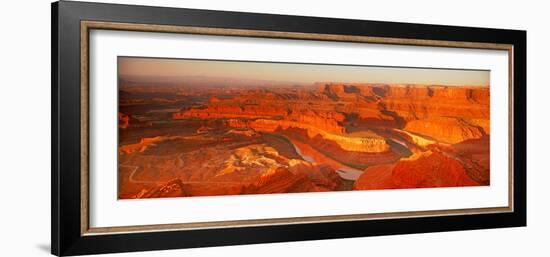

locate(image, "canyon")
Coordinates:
118 81 490 199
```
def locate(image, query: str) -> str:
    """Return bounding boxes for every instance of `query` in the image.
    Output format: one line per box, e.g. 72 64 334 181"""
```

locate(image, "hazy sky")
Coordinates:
118 57 489 86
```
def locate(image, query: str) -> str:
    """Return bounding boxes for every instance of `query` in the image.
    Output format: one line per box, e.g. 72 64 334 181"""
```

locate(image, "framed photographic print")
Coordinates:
51 1 526 256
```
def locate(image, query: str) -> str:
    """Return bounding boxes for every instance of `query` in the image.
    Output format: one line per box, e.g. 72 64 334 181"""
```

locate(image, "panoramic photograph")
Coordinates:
117 57 490 199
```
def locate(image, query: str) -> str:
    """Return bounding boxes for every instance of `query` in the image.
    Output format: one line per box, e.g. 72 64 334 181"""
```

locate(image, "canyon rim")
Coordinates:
117 57 491 199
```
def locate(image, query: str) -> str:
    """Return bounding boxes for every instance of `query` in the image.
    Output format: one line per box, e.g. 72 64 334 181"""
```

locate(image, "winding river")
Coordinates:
288 138 365 181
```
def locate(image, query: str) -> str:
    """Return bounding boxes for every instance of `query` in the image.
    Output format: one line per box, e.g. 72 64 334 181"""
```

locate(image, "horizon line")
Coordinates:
118 56 491 86
118 74 490 87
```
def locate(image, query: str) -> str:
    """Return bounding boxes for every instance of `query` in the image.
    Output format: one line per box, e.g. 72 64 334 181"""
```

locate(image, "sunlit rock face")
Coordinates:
172 83 489 150
119 81 490 199
381 85 490 119
121 143 342 198
391 151 479 188
404 117 486 144
354 150 480 190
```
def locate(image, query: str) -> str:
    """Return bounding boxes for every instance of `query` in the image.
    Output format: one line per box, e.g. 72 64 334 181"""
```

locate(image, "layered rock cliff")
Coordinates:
404 117 486 144
225 118 389 153
174 83 489 145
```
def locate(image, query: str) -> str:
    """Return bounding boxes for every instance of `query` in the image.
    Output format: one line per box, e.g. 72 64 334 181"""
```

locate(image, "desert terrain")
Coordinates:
118 76 490 199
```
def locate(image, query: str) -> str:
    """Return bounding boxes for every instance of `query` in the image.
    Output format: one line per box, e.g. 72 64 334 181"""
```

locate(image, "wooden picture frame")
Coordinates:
52 1 526 256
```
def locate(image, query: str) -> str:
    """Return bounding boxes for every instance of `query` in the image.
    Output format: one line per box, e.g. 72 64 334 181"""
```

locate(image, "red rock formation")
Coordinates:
238 161 342 195
391 151 479 188
209 96 220 103
173 104 288 120
380 85 490 121
318 83 365 101
133 179 187 198
431 136 490 185
241 167 320 194
404 117 486 144
289 162 342 190
124 142 342 198
224 118 389 153
352 164 395 190
119 136 163 154
465 118 490 134
284 128 400 168
354 150 479 190
173 83 489 148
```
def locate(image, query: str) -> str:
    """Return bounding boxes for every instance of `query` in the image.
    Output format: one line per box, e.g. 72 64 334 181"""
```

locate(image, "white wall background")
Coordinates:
1 0 547 256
